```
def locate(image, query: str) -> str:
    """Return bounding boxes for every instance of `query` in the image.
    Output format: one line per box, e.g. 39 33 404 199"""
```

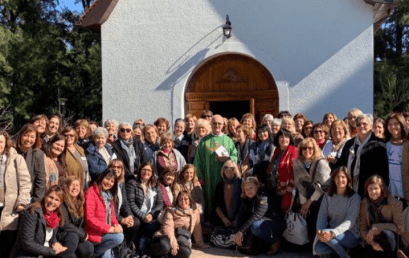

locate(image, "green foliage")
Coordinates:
0 0 101 133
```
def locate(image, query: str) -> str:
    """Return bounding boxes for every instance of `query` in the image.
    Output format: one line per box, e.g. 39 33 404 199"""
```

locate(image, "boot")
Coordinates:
267 239 281 255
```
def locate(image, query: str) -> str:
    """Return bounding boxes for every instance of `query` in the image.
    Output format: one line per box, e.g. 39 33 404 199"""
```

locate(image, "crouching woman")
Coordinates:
150 191 209 258
233 177 285 255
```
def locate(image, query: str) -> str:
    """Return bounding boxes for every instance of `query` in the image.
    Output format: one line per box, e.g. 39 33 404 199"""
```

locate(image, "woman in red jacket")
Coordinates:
268 129 298 213
85 168 124 258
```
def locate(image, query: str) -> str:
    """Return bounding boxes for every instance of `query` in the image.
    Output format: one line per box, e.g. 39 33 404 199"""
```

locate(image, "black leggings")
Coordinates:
363 230 396 258
150 235 191 258
59 231 94 258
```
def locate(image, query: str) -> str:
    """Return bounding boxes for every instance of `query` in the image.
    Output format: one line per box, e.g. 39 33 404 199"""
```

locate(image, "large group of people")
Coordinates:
1 108 409 258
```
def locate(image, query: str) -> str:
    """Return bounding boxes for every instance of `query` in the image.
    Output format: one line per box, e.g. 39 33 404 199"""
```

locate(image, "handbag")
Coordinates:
282 211 309 245
210 226 235 249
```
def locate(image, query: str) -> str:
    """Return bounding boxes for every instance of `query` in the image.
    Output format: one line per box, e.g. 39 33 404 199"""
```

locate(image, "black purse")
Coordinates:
176 227 192 240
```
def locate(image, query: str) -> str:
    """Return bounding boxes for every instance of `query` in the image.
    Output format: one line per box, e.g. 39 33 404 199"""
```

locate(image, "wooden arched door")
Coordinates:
185 54 278 122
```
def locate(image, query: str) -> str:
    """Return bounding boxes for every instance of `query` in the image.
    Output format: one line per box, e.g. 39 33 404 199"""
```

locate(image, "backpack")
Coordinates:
210 226 235 249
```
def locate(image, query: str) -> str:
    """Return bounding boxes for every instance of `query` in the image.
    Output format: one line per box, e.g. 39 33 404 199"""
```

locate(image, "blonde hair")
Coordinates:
297 137 322 162
109 159 125 183
241 113 256 131
194 118 210 136
281 117 295 133
221 160 241 179
330 120 350 140
160 132 174 148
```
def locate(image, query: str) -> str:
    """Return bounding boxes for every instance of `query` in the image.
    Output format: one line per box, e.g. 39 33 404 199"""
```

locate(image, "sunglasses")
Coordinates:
225 167 235 171
314 130 324 134
301 146 314 151
112 165 122 169
120 128 132 133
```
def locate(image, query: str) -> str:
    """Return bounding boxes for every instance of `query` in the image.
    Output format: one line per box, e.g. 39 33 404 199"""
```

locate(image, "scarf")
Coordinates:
120 138 136 173
269 150 283 191
257 141 269 162
43 208 59 229
160 184 173 208
101 190 113 225
367 196 388 224
223 178 241 219
347 133 372 192
317 138 325 148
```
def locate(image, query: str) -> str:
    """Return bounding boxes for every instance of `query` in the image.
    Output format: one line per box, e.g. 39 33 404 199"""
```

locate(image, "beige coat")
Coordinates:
160 207 204 247
0 147 31 231
360 195 409 247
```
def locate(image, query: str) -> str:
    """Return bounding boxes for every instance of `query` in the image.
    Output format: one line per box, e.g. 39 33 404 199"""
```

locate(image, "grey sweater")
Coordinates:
316 192 361 238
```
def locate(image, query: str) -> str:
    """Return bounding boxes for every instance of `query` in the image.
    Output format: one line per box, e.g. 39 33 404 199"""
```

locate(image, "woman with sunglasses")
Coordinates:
294 138 331 240
62 126 89 188
86 127 117 182
112 123 149 182
213 160 242 228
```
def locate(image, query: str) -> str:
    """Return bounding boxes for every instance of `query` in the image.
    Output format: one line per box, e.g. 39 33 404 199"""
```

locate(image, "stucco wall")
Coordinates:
101 0 373 125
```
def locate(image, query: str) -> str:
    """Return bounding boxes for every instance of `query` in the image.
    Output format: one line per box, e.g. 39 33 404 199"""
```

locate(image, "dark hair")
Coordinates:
364 175 389 200
327 166 354 197
29 114 49 136
301 120 314 138
43 134 67 168
277 111 292 119
159 167 177 190
49 114 62 134
293 113 306 122
257 124 273 144
154 117 170 130
15 124 42 151
200 110 213 118
136 162 157 187
62 176 84 218
95 168 118 201
30 185 65 226
273 129 294 148
384 112 407 141
175 190 197 210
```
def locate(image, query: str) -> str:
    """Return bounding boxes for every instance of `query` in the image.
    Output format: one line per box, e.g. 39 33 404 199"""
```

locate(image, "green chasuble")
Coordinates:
193 133 237 219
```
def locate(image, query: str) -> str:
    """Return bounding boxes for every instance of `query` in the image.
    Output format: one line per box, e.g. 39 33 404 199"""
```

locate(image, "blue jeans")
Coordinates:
250 220 281 245
93 233 124 258
315 230 360 258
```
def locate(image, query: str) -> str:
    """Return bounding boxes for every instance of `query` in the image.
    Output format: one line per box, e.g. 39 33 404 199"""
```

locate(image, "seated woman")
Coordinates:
294 137 331 240
233 177 285 256
213 160 242 228
234 125 256 176
187 119 210 164
153 132 186 176
74 119 91 149
154 117 170 137
158 167 181 209
126 162 163 255
326 120 350 170
315 166 361 258
108 159 139 247
44 134 67 188
150 191 209 258
62 126 88 188
86 127 116 182
58 177 94 258
178 164 204 209
360 175 408 258
15 124 46 203
13 186 69 258
143 124 161 163
85 169 124 258
252 124 274 182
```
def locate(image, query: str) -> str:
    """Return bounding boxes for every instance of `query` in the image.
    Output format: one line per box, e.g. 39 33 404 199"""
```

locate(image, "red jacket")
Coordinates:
84 184 119 243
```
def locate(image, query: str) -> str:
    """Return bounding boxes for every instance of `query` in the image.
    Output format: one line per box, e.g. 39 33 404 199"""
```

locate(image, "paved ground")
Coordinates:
191 246 315 258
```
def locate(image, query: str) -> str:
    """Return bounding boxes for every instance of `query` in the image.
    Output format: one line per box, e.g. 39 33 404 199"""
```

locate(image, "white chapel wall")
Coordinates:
101 0 373 125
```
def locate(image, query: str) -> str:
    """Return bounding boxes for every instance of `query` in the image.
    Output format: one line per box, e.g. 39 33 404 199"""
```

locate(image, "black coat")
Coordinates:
114 183 133 222
57 202 87 241
112 139 149 181
17 147 46 203
13 207 58 258
126 178 163 221
175 132 198 162
334 133 389 197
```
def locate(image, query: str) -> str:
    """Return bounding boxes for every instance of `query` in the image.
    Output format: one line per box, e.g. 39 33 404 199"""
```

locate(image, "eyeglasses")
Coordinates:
120 128 132 133
64 134 75 138
356 123 369 127
141 168 152 173
301 146 314 151
314 130 324 134
225 167 235 171
112 166 122 169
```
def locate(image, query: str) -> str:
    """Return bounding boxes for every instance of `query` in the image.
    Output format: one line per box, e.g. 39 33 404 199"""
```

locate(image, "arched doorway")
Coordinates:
185 54 279 122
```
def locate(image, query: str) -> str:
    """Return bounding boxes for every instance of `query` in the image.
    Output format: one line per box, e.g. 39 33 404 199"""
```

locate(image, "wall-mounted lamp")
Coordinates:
223 15 232 38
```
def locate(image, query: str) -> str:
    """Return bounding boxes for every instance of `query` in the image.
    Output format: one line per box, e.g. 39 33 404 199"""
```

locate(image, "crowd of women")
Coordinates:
0 108 409 258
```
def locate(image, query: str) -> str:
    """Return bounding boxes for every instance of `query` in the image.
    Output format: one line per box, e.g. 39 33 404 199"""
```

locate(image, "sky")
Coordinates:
58 0 83 13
